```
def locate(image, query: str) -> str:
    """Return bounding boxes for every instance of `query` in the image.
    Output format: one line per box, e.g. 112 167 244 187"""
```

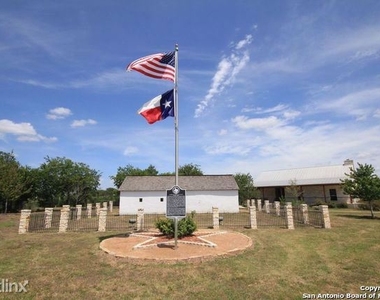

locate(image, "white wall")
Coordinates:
119 190 239 215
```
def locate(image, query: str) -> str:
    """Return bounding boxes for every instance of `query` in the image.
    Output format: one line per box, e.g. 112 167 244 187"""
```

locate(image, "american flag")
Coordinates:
126 51 175 81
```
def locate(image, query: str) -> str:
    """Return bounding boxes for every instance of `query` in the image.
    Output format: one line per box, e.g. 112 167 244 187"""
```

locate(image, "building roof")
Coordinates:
254 160 354 187
119 175 239 191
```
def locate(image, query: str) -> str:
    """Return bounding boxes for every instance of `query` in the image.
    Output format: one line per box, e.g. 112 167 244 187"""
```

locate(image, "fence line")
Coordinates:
19 203 329 234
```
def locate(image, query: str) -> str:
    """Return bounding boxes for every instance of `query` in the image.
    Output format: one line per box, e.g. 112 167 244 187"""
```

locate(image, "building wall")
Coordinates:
259 184 351 204
119 190 239 215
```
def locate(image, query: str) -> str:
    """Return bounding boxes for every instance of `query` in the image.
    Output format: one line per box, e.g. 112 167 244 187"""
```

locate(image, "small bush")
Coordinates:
312 199 327 206
155 215 197 238
155 217 174 236
358 202 380 211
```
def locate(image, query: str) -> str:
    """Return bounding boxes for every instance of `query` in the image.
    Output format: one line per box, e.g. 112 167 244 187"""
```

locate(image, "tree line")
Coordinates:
1 150 379 216
0 151 258 213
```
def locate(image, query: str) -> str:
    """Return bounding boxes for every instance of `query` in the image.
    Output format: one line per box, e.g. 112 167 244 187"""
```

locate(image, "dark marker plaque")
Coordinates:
166 185 186 217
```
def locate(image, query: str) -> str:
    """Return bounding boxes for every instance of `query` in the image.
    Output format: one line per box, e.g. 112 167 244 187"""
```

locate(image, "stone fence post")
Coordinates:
274 201 280 216
96 203 101 217
300 204 309 224
256 199 262 212
87 203 92 218
212 207 220 230
285 202 294 230
136 208 144 231
98 208 107 232
18 209 31 234
59 207 70 233
44 208 53 229
76 205 82 220
249 205 257 229
102 201 108 210
109 201 113 212
320 205 331 229
264 200 270 214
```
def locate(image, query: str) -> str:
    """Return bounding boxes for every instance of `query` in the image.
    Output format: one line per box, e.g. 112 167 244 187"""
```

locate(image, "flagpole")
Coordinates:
174 44 179 186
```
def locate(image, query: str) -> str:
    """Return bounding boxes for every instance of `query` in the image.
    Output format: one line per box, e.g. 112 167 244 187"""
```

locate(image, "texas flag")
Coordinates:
137 89 174 124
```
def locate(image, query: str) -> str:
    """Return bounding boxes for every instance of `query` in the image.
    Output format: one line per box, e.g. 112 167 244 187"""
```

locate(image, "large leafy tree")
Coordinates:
233 173 260 206
159 163 204 176
97 187 119 205
111 163 204 188
341 163 380 219
110 164 159 188
36 157 101 207
0 151 32 213
178 163 203 176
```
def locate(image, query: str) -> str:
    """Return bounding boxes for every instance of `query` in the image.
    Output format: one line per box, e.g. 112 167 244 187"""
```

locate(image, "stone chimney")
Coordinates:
343 159 354 166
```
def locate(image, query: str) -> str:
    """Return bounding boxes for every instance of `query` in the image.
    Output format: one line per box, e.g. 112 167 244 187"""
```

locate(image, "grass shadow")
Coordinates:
338 214 380 220
98 232 133 242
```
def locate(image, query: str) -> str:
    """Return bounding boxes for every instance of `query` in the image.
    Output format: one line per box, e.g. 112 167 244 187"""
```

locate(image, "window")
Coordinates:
139 198 143 202
329 189 337 201
275 187 285 201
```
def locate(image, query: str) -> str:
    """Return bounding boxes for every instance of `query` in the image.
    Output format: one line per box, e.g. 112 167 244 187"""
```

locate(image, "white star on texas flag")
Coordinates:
163 100 172 108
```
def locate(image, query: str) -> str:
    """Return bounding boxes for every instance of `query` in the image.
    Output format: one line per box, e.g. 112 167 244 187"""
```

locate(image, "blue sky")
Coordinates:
1 0 380 189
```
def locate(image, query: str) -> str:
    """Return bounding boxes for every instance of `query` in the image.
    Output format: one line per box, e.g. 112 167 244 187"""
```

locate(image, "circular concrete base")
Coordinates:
99 230 252 264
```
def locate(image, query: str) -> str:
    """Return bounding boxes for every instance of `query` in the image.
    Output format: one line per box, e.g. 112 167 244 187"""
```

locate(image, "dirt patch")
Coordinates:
99 229 252 264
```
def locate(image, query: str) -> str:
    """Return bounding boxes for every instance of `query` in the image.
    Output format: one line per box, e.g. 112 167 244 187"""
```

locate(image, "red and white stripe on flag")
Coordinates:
126 52 175 81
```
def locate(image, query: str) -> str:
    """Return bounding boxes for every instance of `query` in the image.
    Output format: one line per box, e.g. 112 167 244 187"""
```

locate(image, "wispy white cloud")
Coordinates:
374 109 380 118
0 119 57 142
218 129 228 136
322 26 380 60
242 104 288 114
0 12 80 59
232 115 284 130
195 34 253 117
314 87 380 120
123 146 139 156
71 119 97 128
46 107 72 120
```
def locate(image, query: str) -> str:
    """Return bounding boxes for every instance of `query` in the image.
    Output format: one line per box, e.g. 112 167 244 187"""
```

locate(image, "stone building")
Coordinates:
254 159 356 205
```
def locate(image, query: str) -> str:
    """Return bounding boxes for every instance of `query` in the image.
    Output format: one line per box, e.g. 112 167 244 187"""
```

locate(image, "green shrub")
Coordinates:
358 202 380 211
312 199 327 206
155 215 197 238
155 217 174 236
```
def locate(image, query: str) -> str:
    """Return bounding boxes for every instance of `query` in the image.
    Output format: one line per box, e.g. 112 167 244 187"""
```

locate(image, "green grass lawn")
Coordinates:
0 209 379 300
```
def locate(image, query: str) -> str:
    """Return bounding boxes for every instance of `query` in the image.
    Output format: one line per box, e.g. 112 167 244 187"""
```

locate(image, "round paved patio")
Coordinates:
99 230 253 263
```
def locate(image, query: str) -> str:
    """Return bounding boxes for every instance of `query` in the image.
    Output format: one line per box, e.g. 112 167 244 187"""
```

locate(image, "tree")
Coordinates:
36 157 101 207
110 163 203 188
178 163 203 176
0 151 32 213
285 179 304 205
233 173 260 206
110 164 159 188
97 188 119 205
341 163 380 219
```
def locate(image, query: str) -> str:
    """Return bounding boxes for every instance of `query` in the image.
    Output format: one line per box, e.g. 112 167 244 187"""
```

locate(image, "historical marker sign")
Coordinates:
166 185 186 217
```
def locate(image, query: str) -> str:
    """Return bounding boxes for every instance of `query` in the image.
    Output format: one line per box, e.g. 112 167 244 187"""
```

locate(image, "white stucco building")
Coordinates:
119 175 239 214
254 159 356 205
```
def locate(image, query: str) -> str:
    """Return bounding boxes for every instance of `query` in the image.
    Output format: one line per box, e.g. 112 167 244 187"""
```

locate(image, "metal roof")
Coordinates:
119 175 239 191
254 163 353 187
